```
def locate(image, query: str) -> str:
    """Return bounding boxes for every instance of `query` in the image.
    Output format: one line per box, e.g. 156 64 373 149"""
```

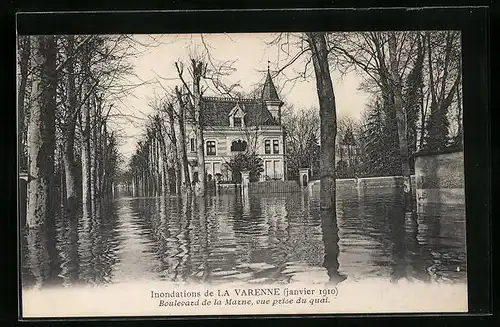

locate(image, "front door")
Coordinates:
265 160 273 179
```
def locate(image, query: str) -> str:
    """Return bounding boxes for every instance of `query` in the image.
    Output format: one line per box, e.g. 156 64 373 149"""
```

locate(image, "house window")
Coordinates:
206 141 216 156
264 140 271 154
273 140 279 154
231 140 247 152
233 117 242 127
190 138 195 152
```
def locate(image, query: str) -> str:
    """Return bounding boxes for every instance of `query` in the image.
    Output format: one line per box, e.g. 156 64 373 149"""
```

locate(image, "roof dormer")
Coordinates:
229 103 245 128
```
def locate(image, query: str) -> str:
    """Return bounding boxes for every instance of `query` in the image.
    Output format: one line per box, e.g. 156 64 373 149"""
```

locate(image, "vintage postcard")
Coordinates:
18 32 467 318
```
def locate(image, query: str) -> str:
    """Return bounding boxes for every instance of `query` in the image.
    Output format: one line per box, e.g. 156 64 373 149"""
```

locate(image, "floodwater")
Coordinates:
20 188 467 289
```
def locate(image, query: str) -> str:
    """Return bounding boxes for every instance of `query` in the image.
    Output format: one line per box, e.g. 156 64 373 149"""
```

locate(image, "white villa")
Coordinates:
183 69 287 182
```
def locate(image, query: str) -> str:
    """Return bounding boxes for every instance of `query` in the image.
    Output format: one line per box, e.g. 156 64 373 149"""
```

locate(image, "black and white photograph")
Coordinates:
18 31 467 317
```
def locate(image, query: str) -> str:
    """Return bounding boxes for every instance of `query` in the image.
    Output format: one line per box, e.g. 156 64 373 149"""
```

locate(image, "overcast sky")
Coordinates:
113 33 370 160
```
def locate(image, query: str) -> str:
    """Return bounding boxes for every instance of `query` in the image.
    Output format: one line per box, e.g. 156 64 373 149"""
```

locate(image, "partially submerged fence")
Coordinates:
212 175 419 195
248 180 300 194
308 175 417 193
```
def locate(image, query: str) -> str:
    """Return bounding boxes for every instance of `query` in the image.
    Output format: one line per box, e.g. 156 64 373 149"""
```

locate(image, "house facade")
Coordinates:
183 70 287 183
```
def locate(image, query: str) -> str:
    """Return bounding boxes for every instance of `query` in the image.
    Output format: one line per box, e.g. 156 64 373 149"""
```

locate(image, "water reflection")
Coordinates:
21 189 467 289
320 208 346 285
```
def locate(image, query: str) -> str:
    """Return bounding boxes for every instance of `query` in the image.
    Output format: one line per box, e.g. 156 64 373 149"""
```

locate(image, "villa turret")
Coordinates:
261 67 284 124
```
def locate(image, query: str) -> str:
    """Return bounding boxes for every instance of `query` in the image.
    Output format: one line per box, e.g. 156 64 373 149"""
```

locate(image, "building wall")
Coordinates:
414 150 465 204
183 124 286 181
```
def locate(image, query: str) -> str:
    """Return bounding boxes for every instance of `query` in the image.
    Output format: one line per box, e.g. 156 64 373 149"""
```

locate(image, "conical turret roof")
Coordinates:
261 68 281 102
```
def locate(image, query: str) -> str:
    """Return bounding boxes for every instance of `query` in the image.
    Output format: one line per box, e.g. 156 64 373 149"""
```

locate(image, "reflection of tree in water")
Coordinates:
156 196 171 279
131 197 174 279
231 193 266 260
59 209 80 286
415 203 445 282
320 209 347 285
387 201 408 283
154 195 197 282
78 202 120 284
283 193 323 266
335 191 395 278
383 193 442 283
153 196 180 281
165 196 184 281
404 209 433 283
25 208 63 288
262 196 289 265
26 227 58 288
193 195 210 282
20 228 36 288
174 194 193 281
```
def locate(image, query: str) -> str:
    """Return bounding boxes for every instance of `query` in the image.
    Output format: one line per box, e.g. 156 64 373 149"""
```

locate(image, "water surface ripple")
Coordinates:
21 188 467 289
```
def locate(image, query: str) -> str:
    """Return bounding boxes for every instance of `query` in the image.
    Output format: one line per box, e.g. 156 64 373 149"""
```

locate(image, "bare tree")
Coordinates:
263 32 339 208
175 59 208 195
150 113 171 195
306 32 338 210
282 106 321 177
80 42 92 214
17 36 31 171
165 102 182 194
175 86 192 192
388 32 413 208
424 31 462 149
61 35 78 211
26 36 57 228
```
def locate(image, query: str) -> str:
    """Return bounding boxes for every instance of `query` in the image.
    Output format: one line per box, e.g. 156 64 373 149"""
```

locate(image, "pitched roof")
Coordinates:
261 70 281 102
201 97 278 127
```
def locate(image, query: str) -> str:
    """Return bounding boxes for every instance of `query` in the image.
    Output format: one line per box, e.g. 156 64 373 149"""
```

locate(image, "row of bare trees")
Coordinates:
126 57 214 198
328 31 463 179
126 35 251 198
18 34 142 228
269 31 462 209
330 31 462 149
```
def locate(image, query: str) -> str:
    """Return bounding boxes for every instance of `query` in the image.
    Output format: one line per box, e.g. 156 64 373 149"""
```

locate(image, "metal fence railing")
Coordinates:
248 180 300 194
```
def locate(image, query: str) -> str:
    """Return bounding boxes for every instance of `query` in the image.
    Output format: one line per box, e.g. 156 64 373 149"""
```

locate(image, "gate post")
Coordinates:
241 170 250 188
299 168 309 188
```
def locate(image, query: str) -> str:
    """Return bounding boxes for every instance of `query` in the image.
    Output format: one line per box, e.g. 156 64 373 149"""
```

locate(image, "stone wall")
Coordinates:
414 150 465 204
308 175 417 194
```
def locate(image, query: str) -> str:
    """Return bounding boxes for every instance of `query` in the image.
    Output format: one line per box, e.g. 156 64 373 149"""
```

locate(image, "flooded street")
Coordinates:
21 188 467 289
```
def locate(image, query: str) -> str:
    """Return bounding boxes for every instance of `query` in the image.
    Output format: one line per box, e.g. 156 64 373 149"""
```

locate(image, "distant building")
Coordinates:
335 127 361 178
182 69 287 182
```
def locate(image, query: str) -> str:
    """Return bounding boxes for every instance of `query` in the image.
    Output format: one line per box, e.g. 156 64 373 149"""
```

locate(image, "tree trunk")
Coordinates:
18 36 31 172
320 208 345 285
26 35 57 228
455 76 463 145
101 125 108 199
306 32 337 210
154 137 160 196
167 104 182 194
176 87 192 192
192 61 206 196
90 96 99 213
63 35 78 212
388 32 413 210
156 126 170 195
419 63 427 151
81 46 92 214
156 138 161 195
62 127 77 210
